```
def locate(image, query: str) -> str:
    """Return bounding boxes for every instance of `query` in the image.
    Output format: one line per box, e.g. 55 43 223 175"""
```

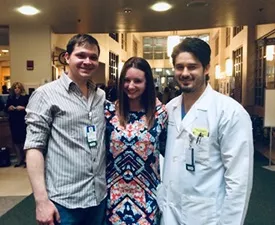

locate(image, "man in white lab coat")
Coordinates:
158 38 253 225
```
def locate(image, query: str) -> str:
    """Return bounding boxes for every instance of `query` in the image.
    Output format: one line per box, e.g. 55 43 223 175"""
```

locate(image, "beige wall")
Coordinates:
9 25 52 91
256 23 275 39
211 26 255 106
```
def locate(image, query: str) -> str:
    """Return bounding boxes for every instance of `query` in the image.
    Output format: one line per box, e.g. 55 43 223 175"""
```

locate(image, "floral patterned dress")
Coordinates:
105 101 168 225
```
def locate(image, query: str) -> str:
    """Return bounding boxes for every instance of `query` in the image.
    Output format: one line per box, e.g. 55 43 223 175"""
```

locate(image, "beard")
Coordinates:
175 75 206 94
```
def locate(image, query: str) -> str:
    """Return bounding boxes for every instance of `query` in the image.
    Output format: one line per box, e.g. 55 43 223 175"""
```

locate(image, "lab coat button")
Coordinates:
173 156 178 162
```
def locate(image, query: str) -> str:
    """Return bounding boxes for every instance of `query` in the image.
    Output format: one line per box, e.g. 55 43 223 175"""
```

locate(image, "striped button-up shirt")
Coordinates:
24 73 106 208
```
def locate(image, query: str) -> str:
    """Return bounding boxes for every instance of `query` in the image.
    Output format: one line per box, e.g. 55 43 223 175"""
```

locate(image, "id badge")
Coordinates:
86 125 97 148
186 146 195 171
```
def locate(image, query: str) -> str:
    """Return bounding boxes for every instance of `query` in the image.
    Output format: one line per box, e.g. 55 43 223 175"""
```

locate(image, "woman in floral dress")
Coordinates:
105 57 167 225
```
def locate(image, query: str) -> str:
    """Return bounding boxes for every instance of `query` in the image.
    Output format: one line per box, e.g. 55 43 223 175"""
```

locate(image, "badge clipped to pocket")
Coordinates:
186 146 195 172
85 125 97 148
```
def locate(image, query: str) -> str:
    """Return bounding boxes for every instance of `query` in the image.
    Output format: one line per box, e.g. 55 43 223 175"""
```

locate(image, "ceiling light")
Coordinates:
151 2 172 12
124 8 132 14
187 0 208 7
1 50 9 53
17 5 40 15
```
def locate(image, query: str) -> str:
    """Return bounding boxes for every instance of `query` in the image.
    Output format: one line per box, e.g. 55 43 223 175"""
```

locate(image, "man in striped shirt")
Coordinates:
24 34 106 225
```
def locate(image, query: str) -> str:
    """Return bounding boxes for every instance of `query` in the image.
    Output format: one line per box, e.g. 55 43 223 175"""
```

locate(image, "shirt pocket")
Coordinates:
193 136 210 167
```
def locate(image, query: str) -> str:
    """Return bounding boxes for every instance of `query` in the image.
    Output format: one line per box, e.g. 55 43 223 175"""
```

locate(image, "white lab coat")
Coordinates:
158 85 253 225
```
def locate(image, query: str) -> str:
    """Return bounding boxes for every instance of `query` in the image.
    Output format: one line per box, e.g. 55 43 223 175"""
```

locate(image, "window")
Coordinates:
121 33 127 51
265 45 275 89
143 34 210 60
254 43 265 106
232 47 243 103
225 27 231 47
143 37 169 60
109 52 119 81
109 33 119 42
233 26 243 37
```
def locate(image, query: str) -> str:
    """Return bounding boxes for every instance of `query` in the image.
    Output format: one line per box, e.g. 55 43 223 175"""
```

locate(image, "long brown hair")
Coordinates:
117 57 156 129
10 82 26 97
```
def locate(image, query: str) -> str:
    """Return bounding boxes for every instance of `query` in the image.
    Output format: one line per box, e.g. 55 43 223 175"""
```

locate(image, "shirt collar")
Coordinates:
60 72 97 92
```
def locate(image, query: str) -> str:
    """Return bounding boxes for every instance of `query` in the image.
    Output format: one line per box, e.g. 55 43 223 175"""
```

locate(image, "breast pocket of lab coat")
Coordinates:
193 136 210 167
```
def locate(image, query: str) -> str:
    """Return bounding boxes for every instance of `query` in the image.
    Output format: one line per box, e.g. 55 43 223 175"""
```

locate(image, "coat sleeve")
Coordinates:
218 107 254 225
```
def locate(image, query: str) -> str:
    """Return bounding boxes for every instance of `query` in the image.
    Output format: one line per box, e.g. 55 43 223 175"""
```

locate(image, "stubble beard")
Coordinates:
176 76 206 94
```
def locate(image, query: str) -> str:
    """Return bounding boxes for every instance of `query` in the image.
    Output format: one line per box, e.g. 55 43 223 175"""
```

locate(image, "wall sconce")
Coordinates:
266 45 275 61
167 35 181 57
215 65 221 79
225 58 233 76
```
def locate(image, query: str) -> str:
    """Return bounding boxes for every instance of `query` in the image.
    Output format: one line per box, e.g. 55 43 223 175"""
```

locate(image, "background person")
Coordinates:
5 82 28 167
24 34 106 225
105 57 167 225
158 38 253 225
105 79 117 102
2 85 9 94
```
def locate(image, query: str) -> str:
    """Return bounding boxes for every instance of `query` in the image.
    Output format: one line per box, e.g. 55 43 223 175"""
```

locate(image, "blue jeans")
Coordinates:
54 198 106 225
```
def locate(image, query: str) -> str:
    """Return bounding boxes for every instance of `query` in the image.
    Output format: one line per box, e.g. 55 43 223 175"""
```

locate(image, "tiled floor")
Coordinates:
0 165 32 216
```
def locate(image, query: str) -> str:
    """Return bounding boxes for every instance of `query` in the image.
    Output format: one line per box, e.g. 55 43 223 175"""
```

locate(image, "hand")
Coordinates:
8 105 16 111
16 106 25 111
36 199 61 225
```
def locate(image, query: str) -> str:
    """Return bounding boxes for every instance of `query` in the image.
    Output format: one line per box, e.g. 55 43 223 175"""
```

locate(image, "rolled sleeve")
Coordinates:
24 89 53 152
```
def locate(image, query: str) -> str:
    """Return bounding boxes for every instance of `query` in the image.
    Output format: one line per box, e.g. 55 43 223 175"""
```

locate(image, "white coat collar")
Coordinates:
171 84 213 134
171 84 213 110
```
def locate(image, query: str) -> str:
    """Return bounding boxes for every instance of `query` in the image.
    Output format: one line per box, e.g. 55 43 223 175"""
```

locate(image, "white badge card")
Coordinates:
186 146 195 171
86 125 97 148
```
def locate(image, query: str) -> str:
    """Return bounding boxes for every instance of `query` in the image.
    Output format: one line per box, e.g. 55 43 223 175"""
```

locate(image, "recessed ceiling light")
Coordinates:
151 2 172 12
186 0 208 7
124 8 132 14
1 50 9 53
17 5 40 15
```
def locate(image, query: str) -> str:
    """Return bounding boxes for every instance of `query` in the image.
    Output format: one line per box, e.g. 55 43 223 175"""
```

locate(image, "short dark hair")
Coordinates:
117 57 156 129
66 34 100 56
171 38 211 69
171 38 211 81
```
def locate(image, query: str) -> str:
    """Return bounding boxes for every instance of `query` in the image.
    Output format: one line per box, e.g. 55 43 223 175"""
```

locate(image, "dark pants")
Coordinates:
54 198 106 225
